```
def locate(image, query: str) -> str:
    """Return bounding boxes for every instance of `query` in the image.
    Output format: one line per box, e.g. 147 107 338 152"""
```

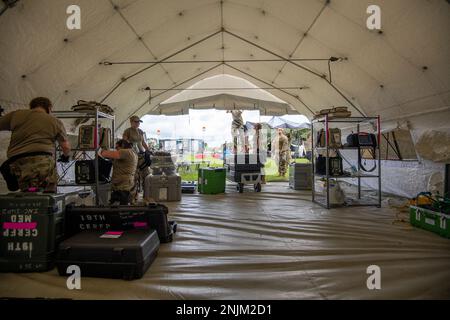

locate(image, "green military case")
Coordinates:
409 206 450 238
198 168 226 195
0 193 66 272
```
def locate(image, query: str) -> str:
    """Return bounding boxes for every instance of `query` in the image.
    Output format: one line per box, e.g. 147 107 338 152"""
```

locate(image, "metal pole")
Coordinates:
311 120 315 204
104 58 333 65
378 116 382 208
326 115 330 209
95 111 100 206
357 123 361 200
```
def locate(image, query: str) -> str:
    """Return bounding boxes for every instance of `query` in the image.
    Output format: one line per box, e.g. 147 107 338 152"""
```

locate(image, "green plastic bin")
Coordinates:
198 168 226 194
410 206 450 238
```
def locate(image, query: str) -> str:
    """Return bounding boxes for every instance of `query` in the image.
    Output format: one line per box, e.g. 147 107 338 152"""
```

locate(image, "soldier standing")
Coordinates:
277 129 290 177
122 115 151 203
0 97 71 192
228 110 247 153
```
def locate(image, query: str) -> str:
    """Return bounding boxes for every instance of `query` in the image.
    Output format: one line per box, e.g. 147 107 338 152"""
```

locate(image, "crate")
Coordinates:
289 163 312 190
410 206 450 238
144 175 181 202
198 168 226 194
0 193 66 272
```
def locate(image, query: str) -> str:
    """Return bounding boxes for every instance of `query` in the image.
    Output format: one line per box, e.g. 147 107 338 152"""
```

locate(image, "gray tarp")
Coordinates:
0 184 449 299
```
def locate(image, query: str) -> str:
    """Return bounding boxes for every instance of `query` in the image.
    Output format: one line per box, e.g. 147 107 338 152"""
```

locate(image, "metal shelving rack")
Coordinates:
53 110 115 205
311 115 381 209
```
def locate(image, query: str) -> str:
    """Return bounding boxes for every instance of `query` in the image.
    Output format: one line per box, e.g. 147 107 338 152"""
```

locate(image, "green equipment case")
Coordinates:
410 206 450 238
0 193 66 272
198 168 226 195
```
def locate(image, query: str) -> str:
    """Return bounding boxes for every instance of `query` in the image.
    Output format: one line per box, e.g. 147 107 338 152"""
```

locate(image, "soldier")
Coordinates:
228 110 247 153
0 97 71 192
253 123 267 184
122 115 151 203
276 128 290 177
99 139 138 205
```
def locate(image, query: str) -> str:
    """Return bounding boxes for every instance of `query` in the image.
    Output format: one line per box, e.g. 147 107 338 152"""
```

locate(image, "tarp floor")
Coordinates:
1 183 449 299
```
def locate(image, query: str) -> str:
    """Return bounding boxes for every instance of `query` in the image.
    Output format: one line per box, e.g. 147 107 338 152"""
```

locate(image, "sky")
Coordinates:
140 110 309 148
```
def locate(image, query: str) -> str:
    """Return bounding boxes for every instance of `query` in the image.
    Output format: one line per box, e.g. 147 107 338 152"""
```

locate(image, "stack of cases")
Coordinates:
150 152 176 176
146 151 181 201
56 229 160 280
198 168 226 194
289 163 312 190
0 193 66 272
144 175 182 202
226 154 262 183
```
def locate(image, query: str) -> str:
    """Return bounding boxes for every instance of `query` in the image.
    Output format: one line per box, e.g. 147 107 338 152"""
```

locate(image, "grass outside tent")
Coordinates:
176 156 310 182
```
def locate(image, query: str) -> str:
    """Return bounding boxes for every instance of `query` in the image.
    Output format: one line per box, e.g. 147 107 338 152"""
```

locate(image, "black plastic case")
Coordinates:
56 229 160 280
65 204 175 243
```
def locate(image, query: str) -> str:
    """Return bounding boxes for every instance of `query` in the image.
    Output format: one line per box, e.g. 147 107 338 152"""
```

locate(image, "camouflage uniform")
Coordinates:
9 155 57 192
278 132 290 176
123 127 150 204
0 108 68 193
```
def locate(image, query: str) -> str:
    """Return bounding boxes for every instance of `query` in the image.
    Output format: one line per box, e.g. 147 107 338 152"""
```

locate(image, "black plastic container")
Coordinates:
65 204 175 243
56 229 160 280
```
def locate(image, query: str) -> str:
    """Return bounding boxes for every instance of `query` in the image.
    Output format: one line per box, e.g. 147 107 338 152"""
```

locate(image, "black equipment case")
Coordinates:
0 193 66 272
65 204 176 243
75 158 112 185
225 153 263 172
56 229 160 280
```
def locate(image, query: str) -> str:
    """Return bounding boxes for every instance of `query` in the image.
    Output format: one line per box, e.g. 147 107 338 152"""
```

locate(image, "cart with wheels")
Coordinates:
225 153 263 193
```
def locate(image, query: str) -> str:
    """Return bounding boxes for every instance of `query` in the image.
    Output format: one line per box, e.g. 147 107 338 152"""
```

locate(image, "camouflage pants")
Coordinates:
9 155 57 192
130 155 150 204
278 151 289 176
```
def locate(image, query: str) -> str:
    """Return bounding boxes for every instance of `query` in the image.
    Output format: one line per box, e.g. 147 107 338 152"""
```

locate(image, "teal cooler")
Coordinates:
198 168 226 194
0 193 66 272
410 206 450 238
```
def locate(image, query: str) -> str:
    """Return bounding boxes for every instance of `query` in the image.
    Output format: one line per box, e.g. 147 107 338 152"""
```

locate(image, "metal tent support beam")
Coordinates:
102 58 334 65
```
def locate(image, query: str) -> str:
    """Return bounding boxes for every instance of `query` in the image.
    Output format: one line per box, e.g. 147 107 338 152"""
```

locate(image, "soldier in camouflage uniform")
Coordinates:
228 110 246 153
123 115 151 203
275 128 290 177
0 97 71 193
99 139 138 205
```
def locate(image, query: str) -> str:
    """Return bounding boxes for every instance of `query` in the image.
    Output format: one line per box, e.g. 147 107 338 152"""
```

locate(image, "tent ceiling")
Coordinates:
0 0 448 131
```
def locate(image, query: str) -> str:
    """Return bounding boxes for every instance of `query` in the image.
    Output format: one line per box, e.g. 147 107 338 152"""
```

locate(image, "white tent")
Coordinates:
0 0 449 196
155 74 296 115
1 0 450 301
